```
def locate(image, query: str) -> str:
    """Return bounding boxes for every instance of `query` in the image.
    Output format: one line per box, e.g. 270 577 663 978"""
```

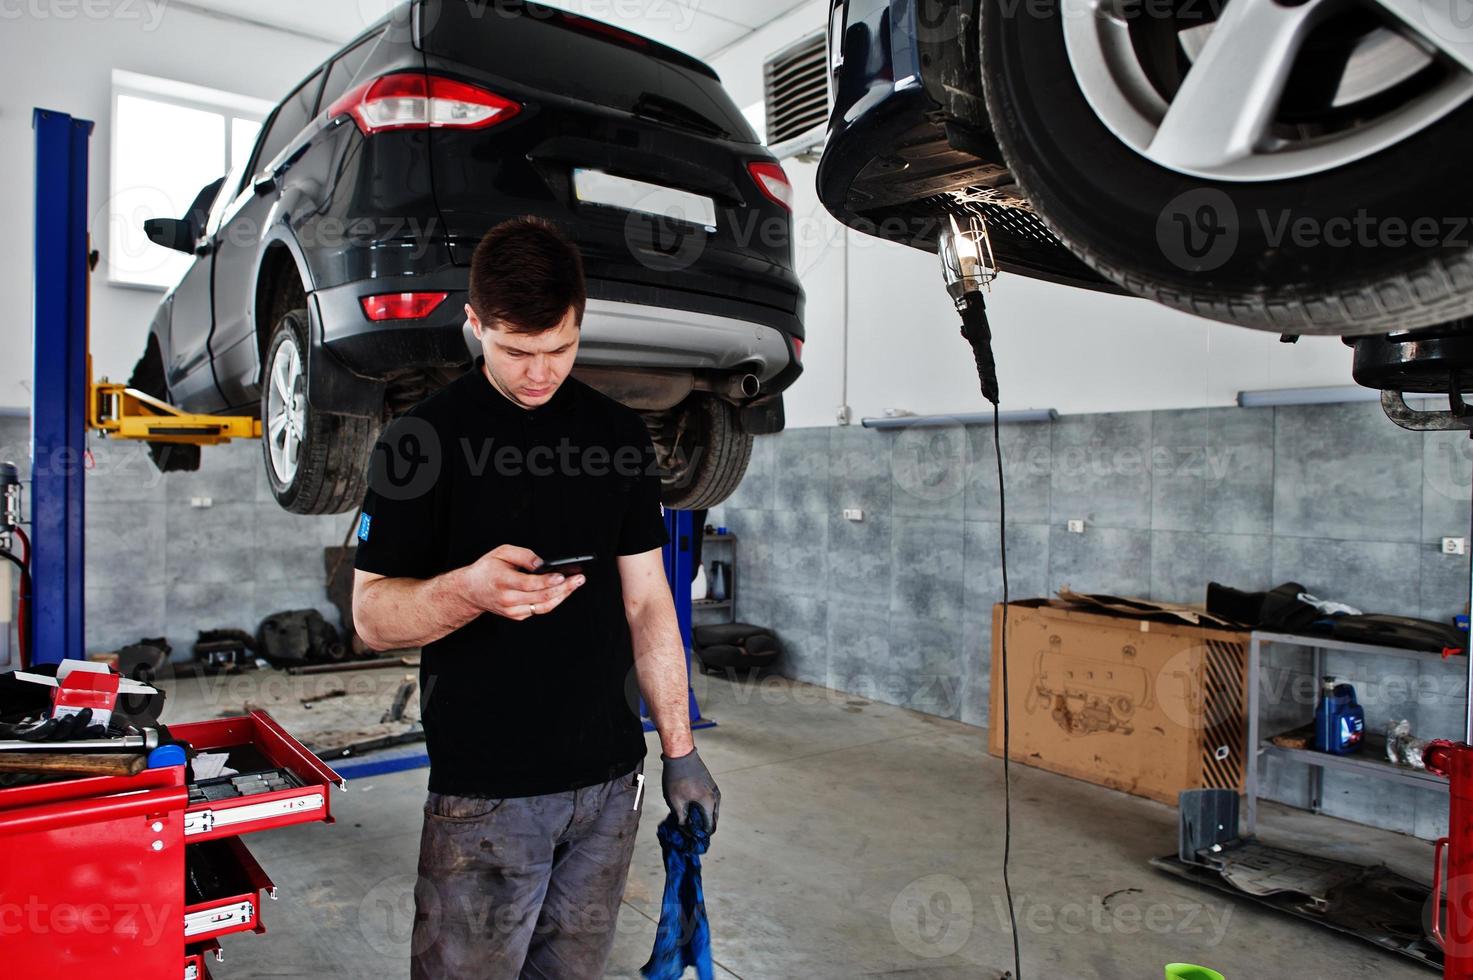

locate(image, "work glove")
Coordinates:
16 707 109 742
662 747 720 835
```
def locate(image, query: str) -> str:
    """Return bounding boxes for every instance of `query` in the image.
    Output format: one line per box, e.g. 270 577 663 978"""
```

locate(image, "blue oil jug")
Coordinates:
1314 676 1364 755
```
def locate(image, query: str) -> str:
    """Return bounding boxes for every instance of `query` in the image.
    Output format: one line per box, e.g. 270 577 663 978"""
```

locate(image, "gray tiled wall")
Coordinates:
0 416 352 665
3 399 1469 838
710 401 1473 840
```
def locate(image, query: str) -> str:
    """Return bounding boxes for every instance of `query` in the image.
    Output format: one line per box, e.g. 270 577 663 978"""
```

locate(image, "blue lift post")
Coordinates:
31 108 94 667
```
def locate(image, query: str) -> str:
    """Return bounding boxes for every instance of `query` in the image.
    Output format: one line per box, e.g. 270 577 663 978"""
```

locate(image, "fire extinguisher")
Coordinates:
0 461 30 669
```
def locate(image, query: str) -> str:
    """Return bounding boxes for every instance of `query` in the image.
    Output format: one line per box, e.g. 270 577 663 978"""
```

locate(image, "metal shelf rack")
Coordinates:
1245 630 1462 834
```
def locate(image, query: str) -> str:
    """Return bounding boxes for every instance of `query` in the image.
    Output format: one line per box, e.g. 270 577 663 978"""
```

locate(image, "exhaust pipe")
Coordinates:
714 373 761 401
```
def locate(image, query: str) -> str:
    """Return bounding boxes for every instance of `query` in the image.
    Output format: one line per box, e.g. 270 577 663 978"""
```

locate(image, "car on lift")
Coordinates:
819 0 1473 339
134 0 804 514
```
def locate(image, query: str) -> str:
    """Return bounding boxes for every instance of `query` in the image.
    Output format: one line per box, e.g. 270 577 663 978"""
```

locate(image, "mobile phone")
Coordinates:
536 554 596 575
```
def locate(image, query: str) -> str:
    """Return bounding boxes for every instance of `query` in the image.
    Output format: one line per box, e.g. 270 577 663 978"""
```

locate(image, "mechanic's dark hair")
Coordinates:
468 216 587 334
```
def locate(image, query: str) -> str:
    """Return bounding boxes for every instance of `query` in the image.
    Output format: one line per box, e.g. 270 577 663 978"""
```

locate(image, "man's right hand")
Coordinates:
462 545 586 621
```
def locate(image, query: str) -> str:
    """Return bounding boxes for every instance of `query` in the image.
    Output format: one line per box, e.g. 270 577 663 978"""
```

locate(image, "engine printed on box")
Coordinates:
1027 648 1155 737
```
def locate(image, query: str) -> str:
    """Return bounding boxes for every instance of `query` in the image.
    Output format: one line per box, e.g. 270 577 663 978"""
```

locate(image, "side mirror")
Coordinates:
143 217 196 254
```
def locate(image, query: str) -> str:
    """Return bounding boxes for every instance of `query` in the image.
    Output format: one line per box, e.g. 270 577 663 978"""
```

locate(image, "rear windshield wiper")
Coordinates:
631 93 730 140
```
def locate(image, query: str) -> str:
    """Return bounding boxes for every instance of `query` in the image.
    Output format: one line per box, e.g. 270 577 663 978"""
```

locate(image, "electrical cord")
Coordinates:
991 401 1019 980
959 292 1020 979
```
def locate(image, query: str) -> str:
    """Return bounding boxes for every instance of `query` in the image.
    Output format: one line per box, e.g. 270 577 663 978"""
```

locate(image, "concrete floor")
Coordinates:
164 667 1438 979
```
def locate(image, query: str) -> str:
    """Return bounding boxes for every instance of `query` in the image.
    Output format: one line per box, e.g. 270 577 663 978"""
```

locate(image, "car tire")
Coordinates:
127 335 201 474
656 395 752 511
261 309 378 515
980 1 1473 336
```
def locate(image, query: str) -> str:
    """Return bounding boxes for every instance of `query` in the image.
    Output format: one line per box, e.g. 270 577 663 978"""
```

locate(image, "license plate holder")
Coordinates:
573 169 717 229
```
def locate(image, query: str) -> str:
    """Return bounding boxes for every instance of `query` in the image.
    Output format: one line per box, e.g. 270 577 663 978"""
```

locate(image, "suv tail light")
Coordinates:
330 73 521 135
556 11 649 49
747 162 793 212
361 292 449 321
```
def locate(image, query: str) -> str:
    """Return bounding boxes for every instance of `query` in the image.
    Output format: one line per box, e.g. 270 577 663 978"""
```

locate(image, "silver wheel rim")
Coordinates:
266 334 306 486
1061 0 1473 181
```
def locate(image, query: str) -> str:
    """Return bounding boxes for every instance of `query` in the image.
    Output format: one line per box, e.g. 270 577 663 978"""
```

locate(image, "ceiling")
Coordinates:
181 0 813 59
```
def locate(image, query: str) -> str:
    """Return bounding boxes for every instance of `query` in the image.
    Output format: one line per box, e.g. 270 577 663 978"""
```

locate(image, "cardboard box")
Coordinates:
988 599 1248 806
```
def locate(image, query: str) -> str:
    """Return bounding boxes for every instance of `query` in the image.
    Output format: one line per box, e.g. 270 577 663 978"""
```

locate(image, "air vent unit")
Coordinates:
763 32 828 159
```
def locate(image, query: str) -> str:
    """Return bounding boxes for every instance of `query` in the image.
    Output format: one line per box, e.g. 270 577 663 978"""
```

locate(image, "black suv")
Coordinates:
137 0 804 514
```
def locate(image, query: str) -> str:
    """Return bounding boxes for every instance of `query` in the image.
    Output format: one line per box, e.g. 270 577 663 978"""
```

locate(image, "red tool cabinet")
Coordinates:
0 711 342 978
185 940 223 980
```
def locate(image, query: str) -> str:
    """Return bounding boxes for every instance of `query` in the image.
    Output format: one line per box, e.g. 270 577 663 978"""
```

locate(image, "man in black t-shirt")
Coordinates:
352 217 720 980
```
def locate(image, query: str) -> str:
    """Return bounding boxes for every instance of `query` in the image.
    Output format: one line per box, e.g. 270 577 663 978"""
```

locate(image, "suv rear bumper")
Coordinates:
310 275 802 414
576 297 793 383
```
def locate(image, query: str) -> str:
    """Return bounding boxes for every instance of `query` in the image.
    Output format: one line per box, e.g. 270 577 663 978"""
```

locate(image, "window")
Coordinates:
743 101 767 145
253 70 324 178
319 31 384 115
109 70 270 290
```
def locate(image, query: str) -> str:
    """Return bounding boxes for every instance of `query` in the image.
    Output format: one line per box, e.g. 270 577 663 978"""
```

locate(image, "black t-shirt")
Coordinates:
354 362 668 798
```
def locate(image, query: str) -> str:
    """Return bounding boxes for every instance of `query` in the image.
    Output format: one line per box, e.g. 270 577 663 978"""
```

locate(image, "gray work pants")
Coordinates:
410 766 644 980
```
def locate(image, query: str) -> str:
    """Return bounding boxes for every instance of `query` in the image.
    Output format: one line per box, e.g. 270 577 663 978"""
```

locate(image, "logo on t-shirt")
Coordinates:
358 513 372 542
369 415 442 501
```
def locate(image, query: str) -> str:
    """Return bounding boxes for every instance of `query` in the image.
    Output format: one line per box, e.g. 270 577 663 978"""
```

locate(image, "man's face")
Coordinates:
466 304 580 409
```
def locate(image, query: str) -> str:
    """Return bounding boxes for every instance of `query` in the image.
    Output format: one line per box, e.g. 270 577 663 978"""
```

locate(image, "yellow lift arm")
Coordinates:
88 359 261 446
80 234 260 445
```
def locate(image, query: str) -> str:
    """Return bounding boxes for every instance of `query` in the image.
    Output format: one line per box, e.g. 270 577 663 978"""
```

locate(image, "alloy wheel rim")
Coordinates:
1060 0 1473 181
266 336 306 486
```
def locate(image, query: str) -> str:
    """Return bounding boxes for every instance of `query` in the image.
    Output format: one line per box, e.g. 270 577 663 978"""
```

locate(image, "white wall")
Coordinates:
708 1 1355 429
0 2 340 411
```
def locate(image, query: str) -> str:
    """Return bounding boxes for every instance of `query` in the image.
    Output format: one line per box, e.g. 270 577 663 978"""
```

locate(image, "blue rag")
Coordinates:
641 805 714 980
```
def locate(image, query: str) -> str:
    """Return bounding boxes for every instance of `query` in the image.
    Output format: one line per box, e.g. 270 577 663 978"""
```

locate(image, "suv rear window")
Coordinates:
424 1 759 143
319 30 384 112
254 70 323 172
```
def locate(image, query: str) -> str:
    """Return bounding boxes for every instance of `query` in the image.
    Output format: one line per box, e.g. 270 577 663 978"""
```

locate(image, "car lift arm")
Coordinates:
88 381 261 445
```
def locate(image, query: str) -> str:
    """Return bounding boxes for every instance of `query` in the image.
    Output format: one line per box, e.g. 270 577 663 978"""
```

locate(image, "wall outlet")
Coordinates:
1444 537 1467 556
190 496 213 509
1067 519 1086 534
842 508 864 522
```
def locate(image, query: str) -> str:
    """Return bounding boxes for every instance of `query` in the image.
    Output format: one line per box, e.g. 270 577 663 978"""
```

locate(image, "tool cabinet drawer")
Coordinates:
184 939 222 980
171 710 344 840
184 834 275 942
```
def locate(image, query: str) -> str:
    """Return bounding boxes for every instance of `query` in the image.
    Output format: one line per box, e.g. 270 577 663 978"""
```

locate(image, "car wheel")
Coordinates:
653 395 753 511
127 334 201 474
262 309 378 515
981 0 1473 335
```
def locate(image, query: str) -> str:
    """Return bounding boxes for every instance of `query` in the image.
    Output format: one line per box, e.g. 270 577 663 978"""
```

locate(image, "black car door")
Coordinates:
209 69 325 410
163 176 227 410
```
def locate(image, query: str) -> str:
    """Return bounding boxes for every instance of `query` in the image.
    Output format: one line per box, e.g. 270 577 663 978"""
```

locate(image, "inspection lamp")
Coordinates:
936 212 1002 405
938 212 998 310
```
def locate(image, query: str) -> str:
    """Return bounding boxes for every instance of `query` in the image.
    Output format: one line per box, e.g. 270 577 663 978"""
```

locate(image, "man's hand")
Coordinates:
462 545 585 621
662 747 720 834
